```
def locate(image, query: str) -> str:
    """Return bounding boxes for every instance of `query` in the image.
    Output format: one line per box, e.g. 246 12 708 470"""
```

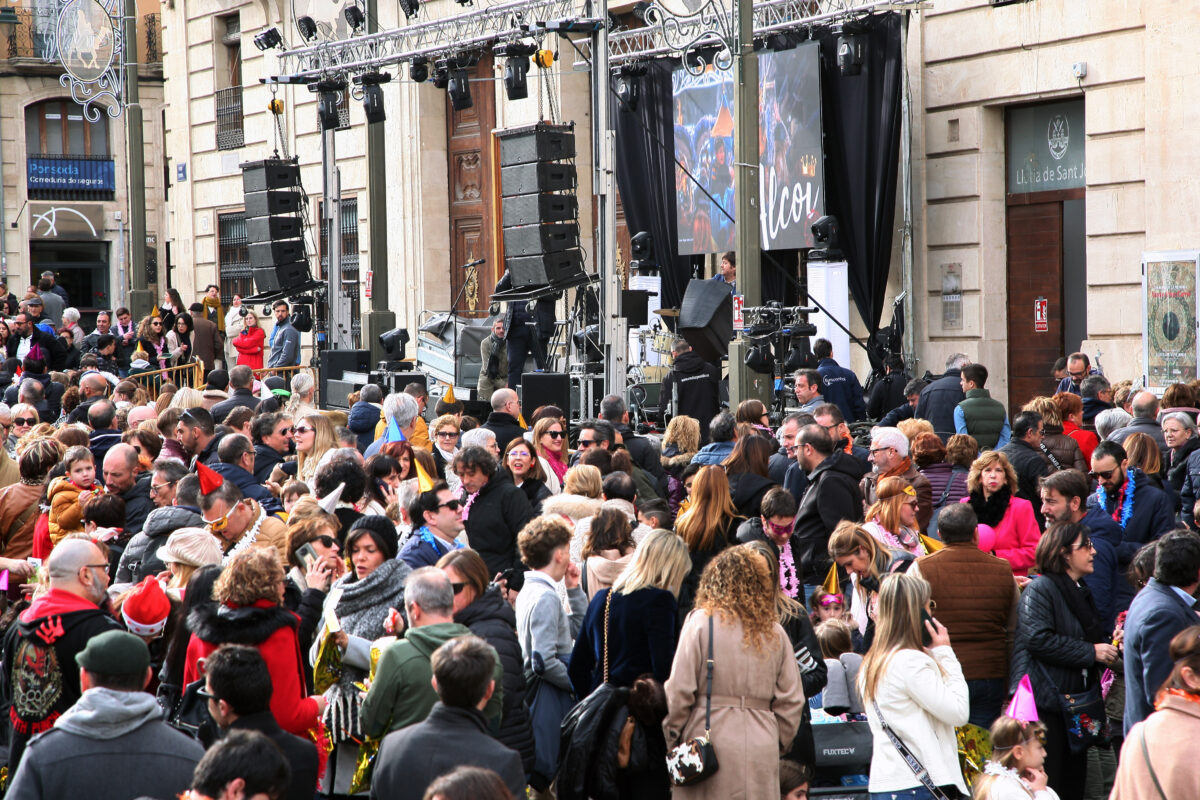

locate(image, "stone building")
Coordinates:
0 0 166 327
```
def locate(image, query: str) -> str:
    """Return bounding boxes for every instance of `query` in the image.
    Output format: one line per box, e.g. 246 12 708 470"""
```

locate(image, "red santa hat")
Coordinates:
121 576 172 638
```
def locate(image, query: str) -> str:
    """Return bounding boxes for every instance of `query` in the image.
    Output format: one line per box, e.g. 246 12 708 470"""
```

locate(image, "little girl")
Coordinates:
810 588 848 625
47 446 100 545
973 716 1058 800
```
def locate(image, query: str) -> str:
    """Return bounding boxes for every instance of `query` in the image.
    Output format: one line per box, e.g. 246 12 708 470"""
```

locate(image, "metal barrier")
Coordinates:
127 361 204 398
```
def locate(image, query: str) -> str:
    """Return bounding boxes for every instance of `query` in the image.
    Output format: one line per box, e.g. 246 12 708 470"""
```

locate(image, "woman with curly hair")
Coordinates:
674 465 743 621
136 314 168 369
913 432 969 516
963 450 1041 576
661 415 701 517
183 548 325 737
863 476 924 555
663 546 806 800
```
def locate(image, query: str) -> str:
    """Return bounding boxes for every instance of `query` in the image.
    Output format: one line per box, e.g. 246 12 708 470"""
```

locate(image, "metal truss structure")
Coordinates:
605 0 928 68
272 0 580 83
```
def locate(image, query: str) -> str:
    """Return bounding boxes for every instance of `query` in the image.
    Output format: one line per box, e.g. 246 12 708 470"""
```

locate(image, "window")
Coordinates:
319 197 360 342
217 212 253 305
25 100 109 156
215 14 243 150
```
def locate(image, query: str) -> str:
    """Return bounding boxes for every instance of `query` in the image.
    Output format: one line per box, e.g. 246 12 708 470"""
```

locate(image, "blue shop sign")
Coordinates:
27 156 116 192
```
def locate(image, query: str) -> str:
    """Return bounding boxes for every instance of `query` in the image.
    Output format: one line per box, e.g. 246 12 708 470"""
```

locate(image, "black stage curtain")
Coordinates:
611 60 704 319
815 13 905 360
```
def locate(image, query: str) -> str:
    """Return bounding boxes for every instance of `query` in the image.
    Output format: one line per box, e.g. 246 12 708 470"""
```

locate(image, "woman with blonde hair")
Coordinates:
662 415 701 516
284 372 317 419
863 476 923 555
167 386 203 410
136 314 168 369
859 572 968 799
663 546 805 800
674 465 743 620
1024 395 1087 472
827 521 915 644
541 464 603 527
897 417 934 443
571 528 691 695
289 412 336 485
963 450 1041 576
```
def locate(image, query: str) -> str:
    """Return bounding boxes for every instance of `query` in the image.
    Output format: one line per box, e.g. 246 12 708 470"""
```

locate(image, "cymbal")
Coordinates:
655 308 680 317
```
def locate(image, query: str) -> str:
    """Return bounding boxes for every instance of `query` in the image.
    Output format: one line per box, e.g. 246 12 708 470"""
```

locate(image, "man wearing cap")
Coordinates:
199 476 288 559
2 539 122 770
6 630 204 800
203 644 318 800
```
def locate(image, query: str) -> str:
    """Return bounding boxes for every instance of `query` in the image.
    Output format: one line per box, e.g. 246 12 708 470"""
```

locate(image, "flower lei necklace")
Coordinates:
1093 469 1135 529
779 542 799 598
223 504 267 564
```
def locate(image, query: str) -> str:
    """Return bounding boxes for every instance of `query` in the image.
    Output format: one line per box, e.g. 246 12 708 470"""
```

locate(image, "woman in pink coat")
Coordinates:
961 450 1041 576
232 309 265 370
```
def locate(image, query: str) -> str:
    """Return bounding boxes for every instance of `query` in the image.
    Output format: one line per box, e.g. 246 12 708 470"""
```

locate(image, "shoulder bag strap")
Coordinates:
933 478 954 509
704 613 714 737
602 589 612 684
871 699 953 800
1140 725 1169 800
1039 442 1064 472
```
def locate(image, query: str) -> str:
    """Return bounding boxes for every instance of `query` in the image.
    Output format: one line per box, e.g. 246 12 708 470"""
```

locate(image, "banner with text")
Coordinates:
1143 251 1199 391
672 43 824 255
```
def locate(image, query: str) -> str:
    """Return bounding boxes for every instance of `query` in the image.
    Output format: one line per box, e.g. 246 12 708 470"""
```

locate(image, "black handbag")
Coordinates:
665 614 719 786
1034 662 1110 754
164 678 220 747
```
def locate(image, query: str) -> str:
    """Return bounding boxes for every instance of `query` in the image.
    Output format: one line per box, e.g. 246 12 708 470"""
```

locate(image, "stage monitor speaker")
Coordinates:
319 349 371 409
368 371 427 396
621 289 650 327
521 372 570 420
678 278 733 361
252 262 311 294
507 249 584 288
500 162 577 196
497 123 576 167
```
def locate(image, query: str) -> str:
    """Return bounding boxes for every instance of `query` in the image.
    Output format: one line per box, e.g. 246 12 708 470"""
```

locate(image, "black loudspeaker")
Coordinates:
499 162 577 195
498 124 575 166
319 349 371 409
521 372 570 419
508 250 585 288
678 279 733 361
503 223 579 257
502 193 578 227
369 371 427 395
621 289 651 327
241 157 312 295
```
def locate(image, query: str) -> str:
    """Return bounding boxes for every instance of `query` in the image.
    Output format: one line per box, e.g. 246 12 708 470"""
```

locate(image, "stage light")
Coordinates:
410 57 429 83
379 327 411 358
253 27 283 51
837 32 864 76
399 0 419 18
447 68 472 110
296 15 318 42
615 71 639 111
766 31 796 51
504 55 529 100
354 72 391 124
630 231 656 272
343 4 365 31
572 325 604 363
292 305 313 333
745 343 775 375
432 59 450 89
809 214 843 260
316 82 343 130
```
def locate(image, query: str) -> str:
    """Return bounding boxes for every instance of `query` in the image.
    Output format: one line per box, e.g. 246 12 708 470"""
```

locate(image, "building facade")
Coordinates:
910 0 1195 408
0 0 166 327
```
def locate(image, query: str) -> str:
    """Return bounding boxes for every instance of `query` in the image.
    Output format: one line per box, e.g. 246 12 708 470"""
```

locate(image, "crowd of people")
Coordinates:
0 297 1198 800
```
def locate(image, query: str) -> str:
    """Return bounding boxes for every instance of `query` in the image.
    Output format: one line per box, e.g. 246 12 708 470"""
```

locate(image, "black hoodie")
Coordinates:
2 588 121 769
660 350 720 441
792 452 864 584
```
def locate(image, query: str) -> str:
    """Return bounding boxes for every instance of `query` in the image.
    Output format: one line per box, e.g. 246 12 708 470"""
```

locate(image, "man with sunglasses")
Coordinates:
251 412 293 483
200 481 289 559
2 539 122 771
1089 440 1174 567
400 482 466 569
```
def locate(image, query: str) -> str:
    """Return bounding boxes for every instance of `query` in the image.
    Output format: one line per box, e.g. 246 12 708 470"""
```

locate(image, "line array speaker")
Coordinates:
496 123 585 289
241 157 313 294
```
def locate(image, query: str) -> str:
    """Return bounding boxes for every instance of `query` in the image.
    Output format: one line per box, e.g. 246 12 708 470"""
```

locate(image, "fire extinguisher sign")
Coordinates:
1034 297 1048 332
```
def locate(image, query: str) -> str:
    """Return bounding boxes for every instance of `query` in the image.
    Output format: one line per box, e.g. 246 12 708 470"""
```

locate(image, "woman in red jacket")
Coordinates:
232 309 265 370
183 548 324 736
961 450 1041 576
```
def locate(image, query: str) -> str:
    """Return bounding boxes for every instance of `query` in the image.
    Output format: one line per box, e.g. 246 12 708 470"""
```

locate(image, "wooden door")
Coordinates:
447 56 497 318
1006 202 1063 412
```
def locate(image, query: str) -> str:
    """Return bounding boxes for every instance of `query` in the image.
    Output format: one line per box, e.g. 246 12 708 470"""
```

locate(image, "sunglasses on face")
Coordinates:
577 439 595 448
438 499 463 511
545 430 565 439
451 582 467 595
13 417 37 427
314 535 337 548
203 504 239 533
1088 468 1116 481
275 427 292 436
292 425 313 435
436 430 458 438
150 479 178 495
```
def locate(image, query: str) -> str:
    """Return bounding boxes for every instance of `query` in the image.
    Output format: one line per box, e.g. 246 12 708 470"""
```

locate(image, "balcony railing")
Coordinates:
27 153 116 201
3 8 162 65
215 86 245 150
144 13 159 63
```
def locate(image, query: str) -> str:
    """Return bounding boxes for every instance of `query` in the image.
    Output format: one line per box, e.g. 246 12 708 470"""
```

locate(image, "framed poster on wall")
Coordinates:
1143 251 1200 392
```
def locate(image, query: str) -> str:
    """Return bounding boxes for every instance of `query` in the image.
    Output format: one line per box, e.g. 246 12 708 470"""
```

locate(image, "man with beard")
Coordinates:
2 539 121 771
861 426 933 533
813 403 868 477
660 339 720 442
1089 441 1174 567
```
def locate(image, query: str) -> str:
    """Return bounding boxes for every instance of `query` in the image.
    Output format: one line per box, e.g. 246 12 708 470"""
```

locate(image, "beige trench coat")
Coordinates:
663 608 805 800
1112 693 1200 800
